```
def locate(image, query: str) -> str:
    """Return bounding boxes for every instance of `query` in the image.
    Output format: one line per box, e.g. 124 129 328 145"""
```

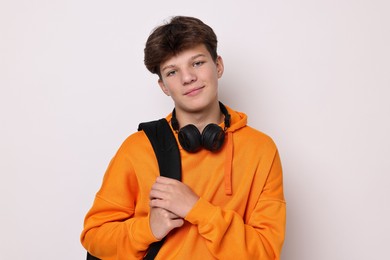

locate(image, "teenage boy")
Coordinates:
81 16 286 259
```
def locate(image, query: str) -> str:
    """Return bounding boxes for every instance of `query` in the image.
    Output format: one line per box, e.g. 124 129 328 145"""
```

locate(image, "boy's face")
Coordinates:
158 44 224 114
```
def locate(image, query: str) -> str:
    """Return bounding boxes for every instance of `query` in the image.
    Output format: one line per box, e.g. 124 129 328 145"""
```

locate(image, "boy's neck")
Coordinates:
175 102 223 132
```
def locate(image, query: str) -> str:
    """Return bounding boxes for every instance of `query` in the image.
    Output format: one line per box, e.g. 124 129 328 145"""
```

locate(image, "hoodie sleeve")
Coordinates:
80 138 159 260
185 149 286 260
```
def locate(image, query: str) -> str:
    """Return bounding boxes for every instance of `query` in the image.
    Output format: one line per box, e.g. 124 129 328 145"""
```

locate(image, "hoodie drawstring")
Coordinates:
224 131 233 195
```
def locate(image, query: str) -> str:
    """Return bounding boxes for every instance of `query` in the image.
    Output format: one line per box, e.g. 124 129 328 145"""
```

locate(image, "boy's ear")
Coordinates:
216 56 224 78
158 79 170 96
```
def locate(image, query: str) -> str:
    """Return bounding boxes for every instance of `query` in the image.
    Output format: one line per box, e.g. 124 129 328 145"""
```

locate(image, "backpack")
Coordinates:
87 118 181 260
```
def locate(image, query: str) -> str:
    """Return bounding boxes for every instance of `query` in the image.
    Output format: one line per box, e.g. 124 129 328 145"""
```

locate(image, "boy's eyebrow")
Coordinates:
191 53 206 60
161 64 176 72
161 53 207 72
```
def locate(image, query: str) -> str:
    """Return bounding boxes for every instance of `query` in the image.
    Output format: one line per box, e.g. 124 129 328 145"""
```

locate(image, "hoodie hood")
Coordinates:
224 105 247 134
166 104 248 195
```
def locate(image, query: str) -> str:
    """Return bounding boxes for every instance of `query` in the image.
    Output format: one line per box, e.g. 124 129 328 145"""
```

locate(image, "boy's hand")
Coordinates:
149 207 184 240
149 176 199 218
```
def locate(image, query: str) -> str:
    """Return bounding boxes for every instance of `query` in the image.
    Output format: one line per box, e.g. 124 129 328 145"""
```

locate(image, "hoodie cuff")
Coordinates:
185 197 217 226
128 214 160 249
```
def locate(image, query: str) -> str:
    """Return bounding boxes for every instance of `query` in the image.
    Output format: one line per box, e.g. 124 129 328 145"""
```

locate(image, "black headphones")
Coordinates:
171 102 231 153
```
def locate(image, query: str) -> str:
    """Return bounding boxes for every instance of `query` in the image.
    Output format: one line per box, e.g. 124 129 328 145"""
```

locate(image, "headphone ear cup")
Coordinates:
178 124 202 153
202 124 225 152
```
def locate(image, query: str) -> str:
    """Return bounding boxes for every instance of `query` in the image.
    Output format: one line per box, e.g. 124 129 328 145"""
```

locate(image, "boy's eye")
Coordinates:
166 70 176 77
193 61 204 67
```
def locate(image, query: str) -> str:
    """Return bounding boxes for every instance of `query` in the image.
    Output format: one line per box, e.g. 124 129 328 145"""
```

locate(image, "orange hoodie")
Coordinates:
81 106 286 259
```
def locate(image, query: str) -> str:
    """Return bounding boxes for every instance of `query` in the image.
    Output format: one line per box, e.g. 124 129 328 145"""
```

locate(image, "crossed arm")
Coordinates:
148 176 199 240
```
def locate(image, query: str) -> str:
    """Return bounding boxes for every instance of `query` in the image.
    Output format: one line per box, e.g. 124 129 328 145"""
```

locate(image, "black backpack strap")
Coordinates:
138 118 181 181
138 118 181 260
86 252 100 260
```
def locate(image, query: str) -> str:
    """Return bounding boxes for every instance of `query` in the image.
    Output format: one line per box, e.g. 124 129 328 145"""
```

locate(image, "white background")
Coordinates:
1 0 389 259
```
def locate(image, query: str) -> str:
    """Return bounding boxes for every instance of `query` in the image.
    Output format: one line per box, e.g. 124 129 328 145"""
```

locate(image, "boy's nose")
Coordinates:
181 69 197 85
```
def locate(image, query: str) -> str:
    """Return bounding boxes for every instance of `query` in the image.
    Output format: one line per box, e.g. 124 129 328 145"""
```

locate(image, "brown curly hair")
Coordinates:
144 16 218 78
